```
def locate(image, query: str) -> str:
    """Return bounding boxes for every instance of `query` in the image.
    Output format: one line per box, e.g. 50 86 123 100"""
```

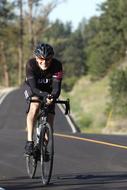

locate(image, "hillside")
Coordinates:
62 72 127 134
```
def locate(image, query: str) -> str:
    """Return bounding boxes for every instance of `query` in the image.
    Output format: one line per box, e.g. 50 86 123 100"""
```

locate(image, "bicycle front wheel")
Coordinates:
25 126 38 178
40 123 54 185
25 154 37 178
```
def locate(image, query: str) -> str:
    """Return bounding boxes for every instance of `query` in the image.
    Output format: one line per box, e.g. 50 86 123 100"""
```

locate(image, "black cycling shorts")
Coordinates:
23 83 55 114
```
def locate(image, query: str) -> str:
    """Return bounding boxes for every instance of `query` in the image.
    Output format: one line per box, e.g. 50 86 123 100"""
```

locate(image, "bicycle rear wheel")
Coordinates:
40 123 54 185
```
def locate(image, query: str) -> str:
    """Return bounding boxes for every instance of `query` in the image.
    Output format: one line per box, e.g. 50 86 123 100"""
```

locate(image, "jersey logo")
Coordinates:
38 78 50 84
53 71 63 80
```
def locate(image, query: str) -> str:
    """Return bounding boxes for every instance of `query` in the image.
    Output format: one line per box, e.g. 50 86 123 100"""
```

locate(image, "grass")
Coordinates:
61 75 110 133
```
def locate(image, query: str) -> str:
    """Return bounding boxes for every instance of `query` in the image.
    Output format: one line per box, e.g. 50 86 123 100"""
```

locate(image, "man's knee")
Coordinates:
28 102 40 117
27 96 40 114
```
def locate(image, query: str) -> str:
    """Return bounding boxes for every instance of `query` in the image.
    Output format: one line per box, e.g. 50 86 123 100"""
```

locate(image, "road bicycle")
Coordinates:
25 98 70 185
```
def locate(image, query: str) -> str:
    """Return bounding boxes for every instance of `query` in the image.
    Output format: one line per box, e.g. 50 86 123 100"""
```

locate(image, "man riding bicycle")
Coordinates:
23 43 63 155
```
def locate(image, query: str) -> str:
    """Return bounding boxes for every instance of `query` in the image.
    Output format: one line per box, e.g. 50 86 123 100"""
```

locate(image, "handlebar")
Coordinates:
30 98 70 115
56 98 70 115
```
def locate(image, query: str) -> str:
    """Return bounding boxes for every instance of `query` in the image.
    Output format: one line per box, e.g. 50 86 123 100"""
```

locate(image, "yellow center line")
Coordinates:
54 133 127 150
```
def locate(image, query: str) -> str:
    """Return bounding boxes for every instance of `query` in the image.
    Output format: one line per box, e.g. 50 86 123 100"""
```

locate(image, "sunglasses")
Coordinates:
37 56 52 62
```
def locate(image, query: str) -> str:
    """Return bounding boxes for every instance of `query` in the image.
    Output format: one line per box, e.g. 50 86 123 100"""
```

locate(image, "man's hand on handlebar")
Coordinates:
46 94 54 105
30 96 70 115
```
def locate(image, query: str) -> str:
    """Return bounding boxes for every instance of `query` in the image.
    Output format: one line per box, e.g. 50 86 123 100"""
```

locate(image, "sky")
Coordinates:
49 0 105 30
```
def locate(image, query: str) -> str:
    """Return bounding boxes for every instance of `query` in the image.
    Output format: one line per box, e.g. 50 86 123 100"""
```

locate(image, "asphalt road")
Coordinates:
1 88 127 189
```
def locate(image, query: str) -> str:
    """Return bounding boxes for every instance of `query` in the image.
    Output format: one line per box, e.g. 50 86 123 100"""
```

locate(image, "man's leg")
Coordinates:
26 98 40 141
25 97 40 155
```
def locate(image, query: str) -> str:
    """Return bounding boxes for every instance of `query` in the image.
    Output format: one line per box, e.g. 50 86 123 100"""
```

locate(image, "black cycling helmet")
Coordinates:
34 43 54 58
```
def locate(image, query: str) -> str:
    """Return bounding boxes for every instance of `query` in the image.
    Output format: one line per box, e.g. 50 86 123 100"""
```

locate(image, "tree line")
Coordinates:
1 0 127 115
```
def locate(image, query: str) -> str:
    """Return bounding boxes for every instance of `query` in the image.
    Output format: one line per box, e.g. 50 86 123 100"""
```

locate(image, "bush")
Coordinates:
79 114 93 130
62 76 78 92
109 69 127 116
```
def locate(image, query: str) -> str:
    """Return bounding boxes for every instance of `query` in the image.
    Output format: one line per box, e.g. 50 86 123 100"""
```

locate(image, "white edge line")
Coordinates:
0 92 9 104
0 87 17 105
57 104 77 133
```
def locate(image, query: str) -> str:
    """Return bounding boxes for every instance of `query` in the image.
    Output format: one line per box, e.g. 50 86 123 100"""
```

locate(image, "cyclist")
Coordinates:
23 43 63 155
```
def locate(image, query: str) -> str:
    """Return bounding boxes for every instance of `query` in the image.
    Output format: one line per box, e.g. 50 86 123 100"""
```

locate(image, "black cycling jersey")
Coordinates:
25 57 63 99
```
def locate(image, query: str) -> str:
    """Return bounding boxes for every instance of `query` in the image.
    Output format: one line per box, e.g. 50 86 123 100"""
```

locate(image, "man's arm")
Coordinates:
27 77 48 98
26 60 48 98
45 78 62 105
51 78 62 99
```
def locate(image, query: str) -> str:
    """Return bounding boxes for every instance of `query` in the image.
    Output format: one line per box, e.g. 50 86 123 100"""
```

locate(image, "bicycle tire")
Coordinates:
26 154 37 178
40 123 54 185
25 127 38 178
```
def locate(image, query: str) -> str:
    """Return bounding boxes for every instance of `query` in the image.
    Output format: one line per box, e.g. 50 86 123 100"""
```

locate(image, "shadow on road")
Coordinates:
0 176 43 190
1 172 127 190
